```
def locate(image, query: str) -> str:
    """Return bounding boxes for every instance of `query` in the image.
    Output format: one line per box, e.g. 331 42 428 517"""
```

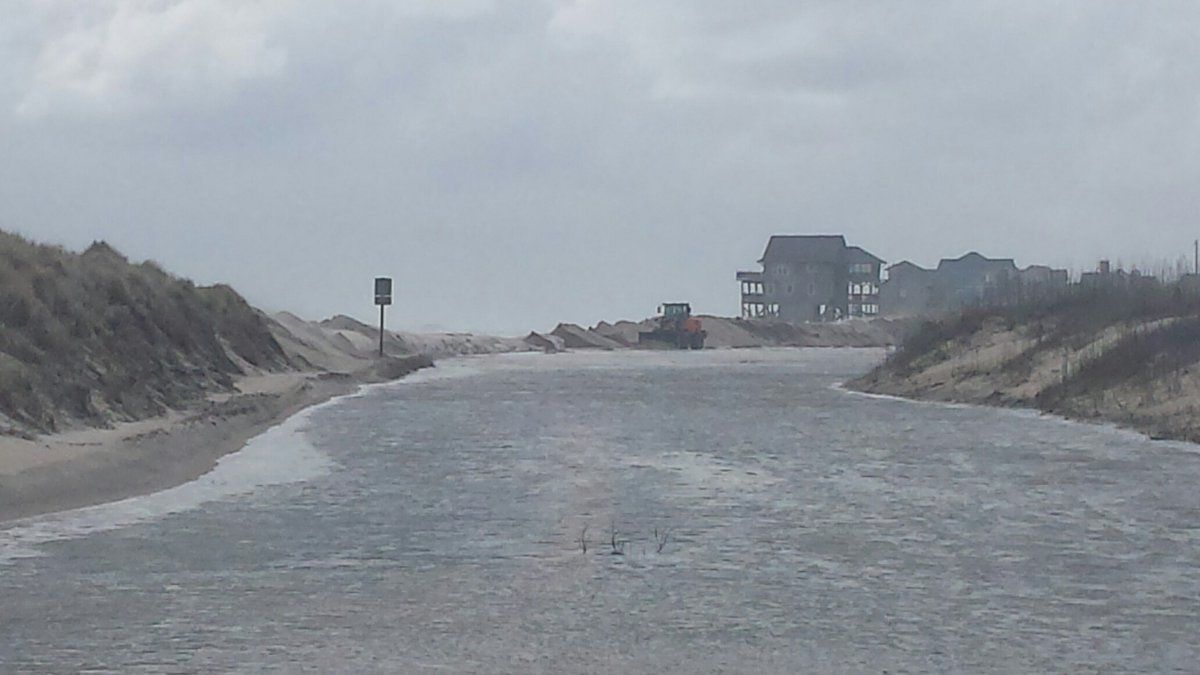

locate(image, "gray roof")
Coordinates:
846 246 884 265
936 251 1018 271
887 260 929 272
759 235 847 263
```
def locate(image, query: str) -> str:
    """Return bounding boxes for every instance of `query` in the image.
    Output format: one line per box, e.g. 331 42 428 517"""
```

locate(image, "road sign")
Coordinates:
374 277 393 357
375 277 393 306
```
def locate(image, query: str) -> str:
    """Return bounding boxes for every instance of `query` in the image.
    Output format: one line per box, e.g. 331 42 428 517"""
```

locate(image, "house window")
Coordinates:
849 263 874 275
775 265 790 276
808 282 816 296
787 284 794 295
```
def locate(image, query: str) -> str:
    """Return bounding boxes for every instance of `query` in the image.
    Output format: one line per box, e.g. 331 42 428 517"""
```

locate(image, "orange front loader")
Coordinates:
637 303 706 349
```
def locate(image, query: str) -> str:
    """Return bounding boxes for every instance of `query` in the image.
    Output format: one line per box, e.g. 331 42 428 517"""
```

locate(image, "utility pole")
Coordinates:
374 277 393 357
1193 239 1197 275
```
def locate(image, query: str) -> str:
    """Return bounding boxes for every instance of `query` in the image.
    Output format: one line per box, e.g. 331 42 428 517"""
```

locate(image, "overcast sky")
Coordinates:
2 1 1199 334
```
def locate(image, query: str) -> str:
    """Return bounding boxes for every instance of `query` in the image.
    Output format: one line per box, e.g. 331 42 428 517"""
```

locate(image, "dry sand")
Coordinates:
0 371 362 523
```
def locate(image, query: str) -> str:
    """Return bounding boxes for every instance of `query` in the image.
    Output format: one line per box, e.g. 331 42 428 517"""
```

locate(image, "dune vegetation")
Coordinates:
853 284 1200 443
0 231 291 436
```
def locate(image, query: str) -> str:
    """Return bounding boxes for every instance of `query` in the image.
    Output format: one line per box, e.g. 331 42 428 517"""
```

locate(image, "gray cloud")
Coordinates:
2 1 1199 334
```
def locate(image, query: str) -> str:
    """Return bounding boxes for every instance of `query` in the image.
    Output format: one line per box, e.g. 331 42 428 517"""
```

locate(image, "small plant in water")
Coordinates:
653 527 670 554
609 521 625 556
580 521 675 557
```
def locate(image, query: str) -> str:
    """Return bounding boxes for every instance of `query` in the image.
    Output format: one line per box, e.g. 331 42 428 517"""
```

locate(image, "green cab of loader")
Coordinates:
661 303 692 318
639 302 706 350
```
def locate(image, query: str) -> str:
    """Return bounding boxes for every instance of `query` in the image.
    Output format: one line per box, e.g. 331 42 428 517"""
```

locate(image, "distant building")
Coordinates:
846 246 884 318
933 252 1019 307
1019 265 1069 286
1078 259 1111 288
880 252 1068 317
879 261 937 316
1018 265 1070 302
1080 260 1156 290
736 270 768 318
737 235 883 322
740 238 1071 320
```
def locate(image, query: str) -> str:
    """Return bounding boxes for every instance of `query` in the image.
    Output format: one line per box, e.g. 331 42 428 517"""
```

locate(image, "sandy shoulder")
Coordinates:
0 371 359 523
0 373 314 477
0 413 186 477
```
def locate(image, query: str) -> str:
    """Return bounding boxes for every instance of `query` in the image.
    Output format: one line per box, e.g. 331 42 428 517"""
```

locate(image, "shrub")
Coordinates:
1039 317 1200 407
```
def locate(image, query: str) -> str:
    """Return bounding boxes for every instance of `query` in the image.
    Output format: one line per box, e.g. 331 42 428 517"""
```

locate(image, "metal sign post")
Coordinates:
374 277 393 357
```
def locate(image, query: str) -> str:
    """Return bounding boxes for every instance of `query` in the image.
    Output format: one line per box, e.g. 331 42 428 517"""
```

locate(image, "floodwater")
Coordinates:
3 349 1200 672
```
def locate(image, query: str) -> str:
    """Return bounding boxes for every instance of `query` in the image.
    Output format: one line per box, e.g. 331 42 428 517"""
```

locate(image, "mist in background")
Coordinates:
2 1 1198 334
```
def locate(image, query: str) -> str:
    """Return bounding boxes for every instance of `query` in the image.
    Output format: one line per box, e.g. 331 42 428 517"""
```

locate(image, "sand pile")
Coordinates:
550 315 914 350
550 323 627 350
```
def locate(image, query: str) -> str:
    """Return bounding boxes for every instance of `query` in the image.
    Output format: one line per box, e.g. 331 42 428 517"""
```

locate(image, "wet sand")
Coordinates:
0 373 361 523
0 356 432 524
